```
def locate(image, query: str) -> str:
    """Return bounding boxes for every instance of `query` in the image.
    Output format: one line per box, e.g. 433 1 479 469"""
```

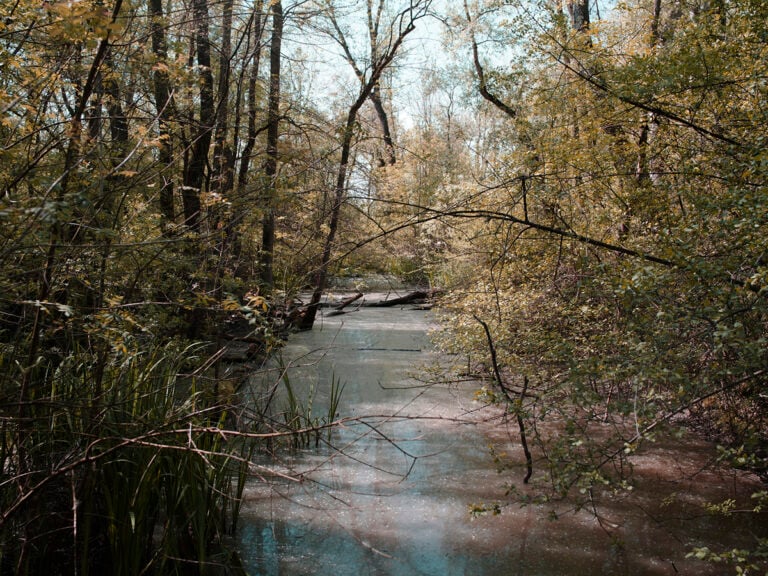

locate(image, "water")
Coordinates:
238 305 767 575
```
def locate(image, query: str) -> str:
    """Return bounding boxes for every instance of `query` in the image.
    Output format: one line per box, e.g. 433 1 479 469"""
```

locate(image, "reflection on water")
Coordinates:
238 306 767 575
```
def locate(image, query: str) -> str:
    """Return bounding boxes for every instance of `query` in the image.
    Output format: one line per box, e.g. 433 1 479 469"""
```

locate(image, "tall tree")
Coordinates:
300 0 433 329
220 1 268 279
237 1 268 192
149 0 176 223
260 0 283 289
211 0 236 208
324 0 398 166
182 0 215 229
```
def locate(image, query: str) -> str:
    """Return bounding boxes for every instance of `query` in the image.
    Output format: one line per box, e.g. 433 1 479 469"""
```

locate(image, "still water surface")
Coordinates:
238 305 766 575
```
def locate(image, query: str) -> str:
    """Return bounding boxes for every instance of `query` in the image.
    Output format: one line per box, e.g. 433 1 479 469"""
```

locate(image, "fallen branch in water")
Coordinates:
326 292 364 316
369 289 441 307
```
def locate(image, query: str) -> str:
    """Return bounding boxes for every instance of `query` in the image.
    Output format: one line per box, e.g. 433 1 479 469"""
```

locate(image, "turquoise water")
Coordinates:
238 306 767 575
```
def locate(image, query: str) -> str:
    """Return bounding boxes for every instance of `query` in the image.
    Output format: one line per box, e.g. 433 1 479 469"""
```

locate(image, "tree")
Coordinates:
260 0 284 289
427 0 768 568
237 1 269 192
182 0 215 229
323 0 399 165
149 0 177 223
299 0 433 329
211 0 236 212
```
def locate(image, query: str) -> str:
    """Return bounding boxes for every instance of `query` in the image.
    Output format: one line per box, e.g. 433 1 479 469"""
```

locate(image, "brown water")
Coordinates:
238 306 767 575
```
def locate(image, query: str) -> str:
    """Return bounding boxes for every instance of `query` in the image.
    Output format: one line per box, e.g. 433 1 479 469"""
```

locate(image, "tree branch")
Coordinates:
464 0 517 119
337 191 762 293
474 315 533 483
552 52 744 149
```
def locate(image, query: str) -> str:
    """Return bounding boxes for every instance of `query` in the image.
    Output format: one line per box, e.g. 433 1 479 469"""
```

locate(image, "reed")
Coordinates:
0 341 256 576
256 354 344 452
271 358 345 450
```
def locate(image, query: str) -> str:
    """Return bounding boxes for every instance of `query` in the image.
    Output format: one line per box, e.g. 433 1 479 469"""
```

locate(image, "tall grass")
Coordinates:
0 341 256 576
275 361 345 450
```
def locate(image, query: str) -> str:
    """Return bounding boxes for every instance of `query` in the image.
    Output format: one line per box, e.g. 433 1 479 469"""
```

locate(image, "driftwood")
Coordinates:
326 292 364 317
369 290 435 307
334 291 364 310
284 288 441 327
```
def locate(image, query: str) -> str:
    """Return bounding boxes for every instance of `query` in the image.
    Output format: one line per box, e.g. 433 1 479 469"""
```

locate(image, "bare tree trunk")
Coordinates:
260 0 282 290
226 2 266 278
370 84 396 165
212 0 234 207
149 0 176 223
464 0 517 119
635 0 662 188
299 107 357 330
237 2 267 191
567 0 590 33
367 1 395 165
182 0 214 230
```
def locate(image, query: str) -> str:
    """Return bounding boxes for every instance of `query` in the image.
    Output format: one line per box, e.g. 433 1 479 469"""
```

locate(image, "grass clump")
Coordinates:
0 341 257 576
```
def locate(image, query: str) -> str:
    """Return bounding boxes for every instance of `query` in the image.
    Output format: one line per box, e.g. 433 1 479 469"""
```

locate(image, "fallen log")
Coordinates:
334 291 364 310
369 290 430 307
326 291 364 317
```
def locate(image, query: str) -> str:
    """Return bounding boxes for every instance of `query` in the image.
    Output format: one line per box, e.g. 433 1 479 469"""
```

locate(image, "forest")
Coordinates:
1 0 766 573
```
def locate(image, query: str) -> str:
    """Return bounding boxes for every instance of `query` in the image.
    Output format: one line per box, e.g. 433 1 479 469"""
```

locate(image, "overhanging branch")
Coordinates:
549 52 745 149
338 195 760 293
